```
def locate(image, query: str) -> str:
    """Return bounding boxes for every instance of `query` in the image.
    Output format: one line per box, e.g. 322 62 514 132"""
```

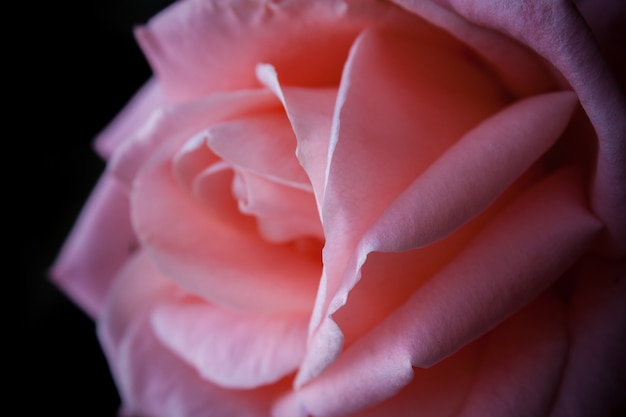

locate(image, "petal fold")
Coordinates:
131 144 320 314
98 251 282 417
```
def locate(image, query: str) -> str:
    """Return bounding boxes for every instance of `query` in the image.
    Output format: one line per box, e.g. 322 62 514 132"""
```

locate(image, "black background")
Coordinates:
15 1 173 415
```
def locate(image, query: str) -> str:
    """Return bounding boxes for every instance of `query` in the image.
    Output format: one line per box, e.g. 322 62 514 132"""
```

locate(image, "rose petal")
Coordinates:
275 342 480 417
132 144 320 314
109 89 278 186
231 169 323 242
455 294 567 417
256 64 337 208
297 167 601 386
574 0 626 89
206 113 311 190
51 174 137 318
281 294 566 417
389 0 557 97
298 23 508 384
396 0 626 253
98 251 282 417
151 300 308 389
135 0 390 100
94 77 166 159
549 258 626 417
363 91 578 253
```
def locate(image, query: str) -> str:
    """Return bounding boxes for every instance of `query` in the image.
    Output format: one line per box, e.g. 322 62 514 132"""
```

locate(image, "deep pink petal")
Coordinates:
151 300 308 389
51 174 137 318
98 251 284 417
131 142 320 314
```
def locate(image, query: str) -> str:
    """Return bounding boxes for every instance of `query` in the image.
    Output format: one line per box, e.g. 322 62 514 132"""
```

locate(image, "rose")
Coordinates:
53 0 626 416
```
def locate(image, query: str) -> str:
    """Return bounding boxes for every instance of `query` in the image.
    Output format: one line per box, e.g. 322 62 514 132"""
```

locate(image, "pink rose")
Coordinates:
53 0 626 416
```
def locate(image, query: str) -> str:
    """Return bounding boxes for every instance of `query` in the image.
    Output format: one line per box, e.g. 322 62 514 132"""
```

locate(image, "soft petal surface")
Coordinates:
99 251 285 417
393 0 626 253
151 300 309 389
109 89 278 186
311 21 508 336
135 0 392 100
52 174 137 318
298 167 601 390
256 64 337 207
363 91 578 253
131 138 321 314
455 294 567 417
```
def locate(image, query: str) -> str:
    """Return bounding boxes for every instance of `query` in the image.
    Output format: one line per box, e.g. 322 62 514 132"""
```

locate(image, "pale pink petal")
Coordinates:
109 89 278 186
298 167 600 396
98 251 283 417
51 174 137 318
395 0 626 253
549 258 626 417
131 145 320 314
363 91 578 253
151 300 308 389
135 0 390 101
94 78 166 159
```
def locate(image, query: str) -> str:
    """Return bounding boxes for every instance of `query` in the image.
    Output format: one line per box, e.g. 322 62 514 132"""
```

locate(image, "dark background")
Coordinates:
15 1 173 415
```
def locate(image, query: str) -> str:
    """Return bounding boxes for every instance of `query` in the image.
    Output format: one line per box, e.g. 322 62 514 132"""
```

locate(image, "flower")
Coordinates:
53 0 626 416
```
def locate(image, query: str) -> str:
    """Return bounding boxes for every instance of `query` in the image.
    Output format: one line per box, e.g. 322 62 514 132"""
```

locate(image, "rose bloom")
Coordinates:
53 0 625 416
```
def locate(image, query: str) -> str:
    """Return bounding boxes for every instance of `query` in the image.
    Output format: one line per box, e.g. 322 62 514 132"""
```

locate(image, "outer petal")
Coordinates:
135 0 392 101
109 89 278 186
94 78 166 159
98 251 284 417
51 174 137 318
392 0 626 254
